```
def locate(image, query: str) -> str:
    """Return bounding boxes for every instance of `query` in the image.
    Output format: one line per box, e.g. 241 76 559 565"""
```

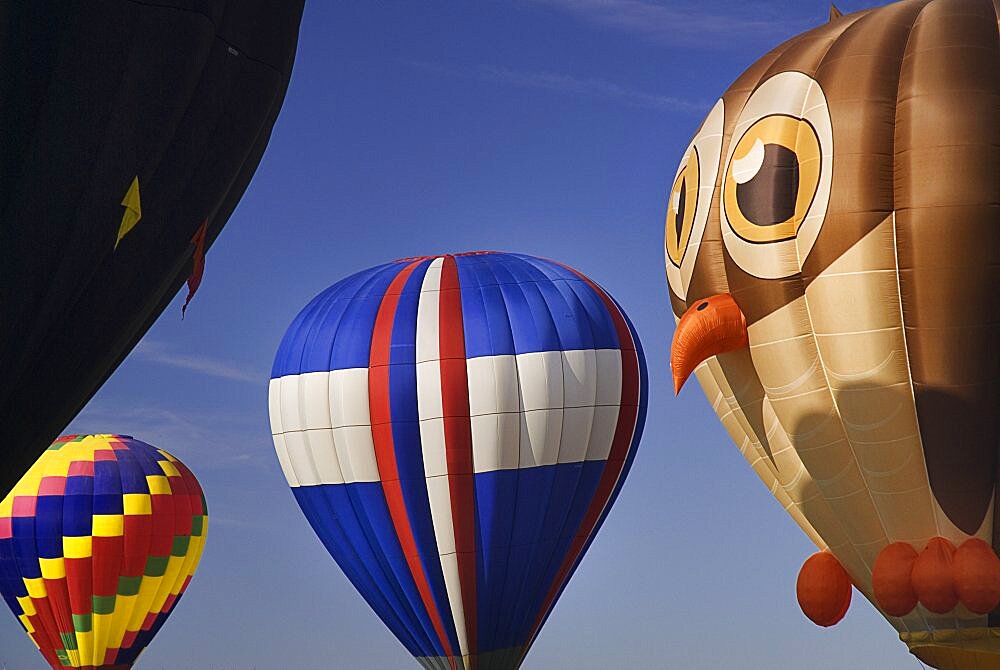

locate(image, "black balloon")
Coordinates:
0 1 305 496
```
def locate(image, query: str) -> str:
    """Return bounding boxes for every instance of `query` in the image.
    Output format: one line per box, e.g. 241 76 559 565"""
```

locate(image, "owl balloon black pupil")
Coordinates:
675 177 687 241
736 143 799 226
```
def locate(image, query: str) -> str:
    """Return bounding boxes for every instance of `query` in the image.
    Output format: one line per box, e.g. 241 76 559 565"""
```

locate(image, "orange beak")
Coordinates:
671 293 749 394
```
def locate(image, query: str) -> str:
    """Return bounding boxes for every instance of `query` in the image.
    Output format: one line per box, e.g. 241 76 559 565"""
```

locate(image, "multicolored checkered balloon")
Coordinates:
269 252 647 669
0 434 207 669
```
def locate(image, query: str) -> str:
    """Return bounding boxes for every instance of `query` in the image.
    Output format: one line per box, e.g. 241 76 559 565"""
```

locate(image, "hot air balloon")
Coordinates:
0 1 305 498
0 434 208 669
269 252 647 669
664 1 1000 667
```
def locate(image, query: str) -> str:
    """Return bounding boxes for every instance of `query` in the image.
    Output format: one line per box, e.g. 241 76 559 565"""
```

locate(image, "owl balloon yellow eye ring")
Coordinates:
721 72 833 280
723 114 822 244
665 147 700 265
664 98 724 299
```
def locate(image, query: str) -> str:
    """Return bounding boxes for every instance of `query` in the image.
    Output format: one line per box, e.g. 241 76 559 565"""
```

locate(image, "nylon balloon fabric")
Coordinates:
0 435 208 669
0 1 305 498
663 1 1000 668
269 252 647 670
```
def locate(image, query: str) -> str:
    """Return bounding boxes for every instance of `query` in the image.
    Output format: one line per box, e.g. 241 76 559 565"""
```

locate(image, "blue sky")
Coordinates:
1 1 925 668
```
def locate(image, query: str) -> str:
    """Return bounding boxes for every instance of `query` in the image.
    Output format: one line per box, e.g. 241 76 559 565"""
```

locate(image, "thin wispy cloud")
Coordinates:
481 65 707 113
133 339 260 384
527 0 810 48
408 60 708 114
67 401 272 473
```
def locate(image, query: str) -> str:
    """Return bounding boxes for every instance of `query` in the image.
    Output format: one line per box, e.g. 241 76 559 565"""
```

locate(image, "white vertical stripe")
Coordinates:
426 476 457 556
416 258 444 363
418 418 448 478
414 257 470 657
417 361 444 419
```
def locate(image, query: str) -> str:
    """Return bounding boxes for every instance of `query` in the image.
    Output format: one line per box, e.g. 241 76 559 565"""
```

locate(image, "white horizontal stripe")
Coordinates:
269 367 376 488
559 405 596 463
587 405 620 461
300 372 333 429
333 425 380 483
278 375 306 432
594 350 623 406
519 408 564 467
467 355 520 415
268 378 284 434
471 413 521 472
268 346 628 484
271 433 299 487
330 368 371 428
278 429 323 486
517 351 564 411
302 428 342 484
562 349 598 408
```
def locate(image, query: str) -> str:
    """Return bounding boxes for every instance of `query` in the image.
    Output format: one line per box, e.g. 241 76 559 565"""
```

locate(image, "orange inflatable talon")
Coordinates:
797 551 852 627
873 542 919 617
912 537 959 614
954 538 1000 615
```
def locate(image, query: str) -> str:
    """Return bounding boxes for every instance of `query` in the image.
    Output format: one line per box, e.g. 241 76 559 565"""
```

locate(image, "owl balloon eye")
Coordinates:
665 98 724 300
666 148 700 265
722 72 833 280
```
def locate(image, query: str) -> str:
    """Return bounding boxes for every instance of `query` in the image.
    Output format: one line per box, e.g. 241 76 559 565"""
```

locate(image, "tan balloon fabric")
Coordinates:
664 1 1000 666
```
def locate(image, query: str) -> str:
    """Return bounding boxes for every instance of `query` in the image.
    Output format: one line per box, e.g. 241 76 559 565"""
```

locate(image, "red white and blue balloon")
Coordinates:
268 252 647 669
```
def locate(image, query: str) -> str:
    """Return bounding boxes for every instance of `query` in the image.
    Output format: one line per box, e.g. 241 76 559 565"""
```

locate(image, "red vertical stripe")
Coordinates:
369 260 458 668
522 271 641 657
439 256 478 665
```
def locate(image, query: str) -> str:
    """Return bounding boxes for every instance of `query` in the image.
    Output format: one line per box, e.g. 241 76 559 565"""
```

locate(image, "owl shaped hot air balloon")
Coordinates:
269 252 647 669
0 435 208 669
665 1 1000 668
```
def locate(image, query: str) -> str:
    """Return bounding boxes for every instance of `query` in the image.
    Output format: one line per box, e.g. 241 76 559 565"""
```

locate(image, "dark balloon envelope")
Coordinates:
0 1 305 497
